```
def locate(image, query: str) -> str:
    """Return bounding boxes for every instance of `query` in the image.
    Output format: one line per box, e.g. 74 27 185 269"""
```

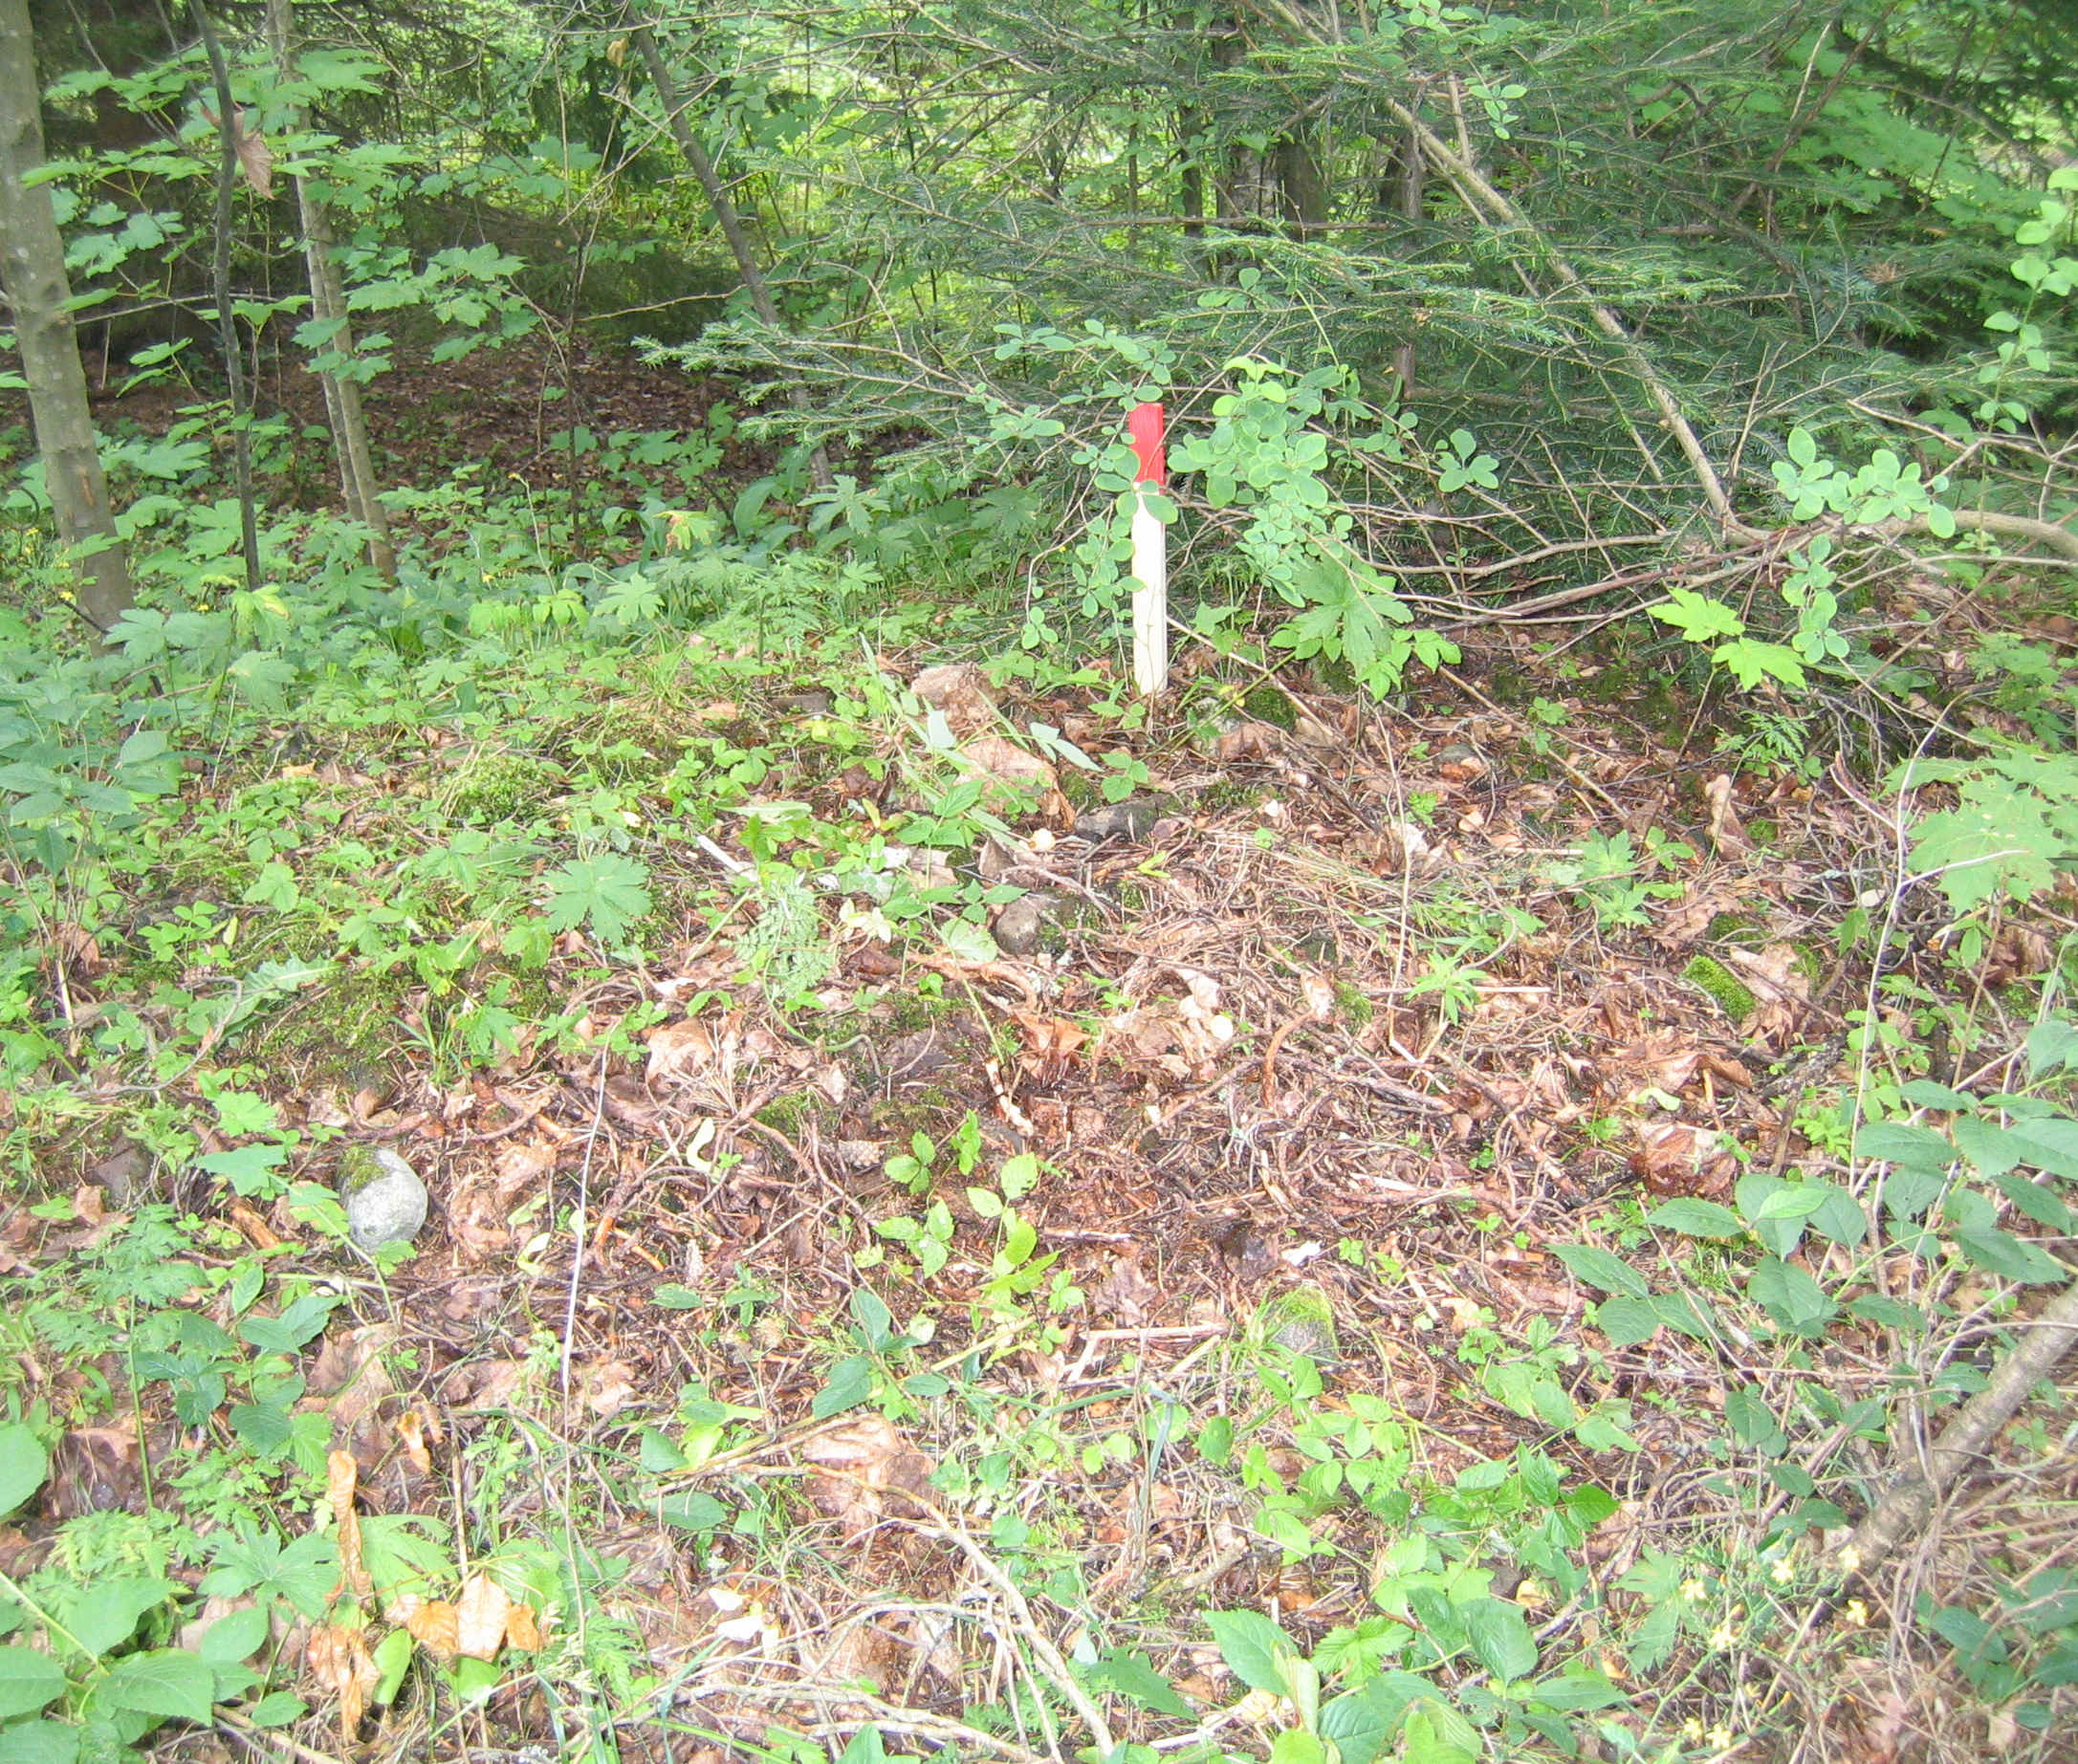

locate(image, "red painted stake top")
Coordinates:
1127 402 1166 488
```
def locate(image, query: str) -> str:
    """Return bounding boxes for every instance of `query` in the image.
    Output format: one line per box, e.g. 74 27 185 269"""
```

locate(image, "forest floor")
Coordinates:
6 340 2075 1764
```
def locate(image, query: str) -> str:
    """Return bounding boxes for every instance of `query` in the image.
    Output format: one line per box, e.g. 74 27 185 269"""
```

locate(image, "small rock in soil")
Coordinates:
1073 796 1168 841
91 1143 149 1208
338 1144 428 1251
992 891 1061 956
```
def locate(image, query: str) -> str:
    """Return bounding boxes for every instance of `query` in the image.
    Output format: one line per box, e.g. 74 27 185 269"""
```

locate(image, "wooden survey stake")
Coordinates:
1127 401 1168 695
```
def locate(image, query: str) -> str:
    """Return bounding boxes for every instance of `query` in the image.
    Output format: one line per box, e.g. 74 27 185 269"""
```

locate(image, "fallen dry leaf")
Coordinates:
801 1414 935 1538
455 1573 511 1661
580 1358 639 1418
955 735 1058 808
1213 720 1283 762
404 1599 460 1664
645 1015 729 1089
505 1602 543 1652
306 1622 379 1742
1703 773 1749 850
1629 1120 1736 1197
1721 943 1812 1049
910 662 997 732
328 1450 373 1600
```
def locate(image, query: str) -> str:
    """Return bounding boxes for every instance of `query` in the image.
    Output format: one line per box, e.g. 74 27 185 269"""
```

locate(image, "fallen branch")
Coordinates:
1845 1274 2078 1582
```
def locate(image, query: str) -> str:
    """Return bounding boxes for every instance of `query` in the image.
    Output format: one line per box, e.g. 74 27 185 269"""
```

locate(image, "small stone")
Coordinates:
1435 741 1488 781
777 688 834 716
337 1144 428 1252
1256 1284 1340 1363
90 1143 149 1208
1073 797 1168 842
992 891 1061 956
910 663 997 732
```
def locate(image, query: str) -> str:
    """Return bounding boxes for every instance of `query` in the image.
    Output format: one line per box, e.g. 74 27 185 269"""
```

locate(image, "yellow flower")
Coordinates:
1836 1544 1862 1576
1681 1578 1708 1603
1844 1599 1869 1627
1682 1717 1705 1742
1708 1727 1732 1749
1770 1557 1795 1584
1708 1622 1737 1649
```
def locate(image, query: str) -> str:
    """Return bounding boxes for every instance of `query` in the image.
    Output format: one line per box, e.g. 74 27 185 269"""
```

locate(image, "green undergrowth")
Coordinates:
3 466 2078 1761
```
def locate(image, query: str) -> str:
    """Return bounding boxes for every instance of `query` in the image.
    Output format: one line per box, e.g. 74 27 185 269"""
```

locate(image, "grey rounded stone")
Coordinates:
993 891 1061 956
337 1144 428 1251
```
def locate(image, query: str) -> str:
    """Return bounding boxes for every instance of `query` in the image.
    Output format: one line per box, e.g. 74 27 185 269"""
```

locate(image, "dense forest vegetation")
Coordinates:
1 3 2076 1761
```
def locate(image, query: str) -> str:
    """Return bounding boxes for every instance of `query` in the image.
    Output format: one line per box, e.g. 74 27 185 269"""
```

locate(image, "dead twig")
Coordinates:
1845 1274 2078 1583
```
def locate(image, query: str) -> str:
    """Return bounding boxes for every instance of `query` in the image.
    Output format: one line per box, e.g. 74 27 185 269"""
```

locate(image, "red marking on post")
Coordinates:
1127 402 1166 488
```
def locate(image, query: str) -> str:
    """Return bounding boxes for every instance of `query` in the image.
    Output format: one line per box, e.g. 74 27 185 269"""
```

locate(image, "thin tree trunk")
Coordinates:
627 18 832 490
192 0 260 592
1390 125 1423 399
264 0 395 582
0 0 134 632
1252 0 1745 532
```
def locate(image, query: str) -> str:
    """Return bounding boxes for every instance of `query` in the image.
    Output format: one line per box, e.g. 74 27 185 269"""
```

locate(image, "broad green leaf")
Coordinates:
1550 1244 1649 1297
0 1646 67 1720
1649 588 1744 642
1848 1293 1924 1330
1523 1671 1628 1711
1955 1228 2068 1284
1204 1609 1295 1697
197 1606 270 1665
68 1577 172 1656
0 1719 80 1763
1593 1296 1667 1347
0 1426 49 1518
1900 1080 1978 1111
1747 1257 1837 1334
542 853 652 945
638 1427 687 1472
838 1726 887 1764
1319 1670 1435 1764
1989 1169 2073 1230
658 1492 729 1534
1400 1700 1480 1764
939 917 998 963
1463 1597 1538 1680
1645 1198 1742 1238
1953 1116 2026 1176
100 1648 215 1724
238 1294 339 1355
1270 1731 1328 1764
811 1356 873 1419
247 1691 307 1728
1858 1122 1957 1173
1725 1385 1787 1453
2010 1117 2078 1181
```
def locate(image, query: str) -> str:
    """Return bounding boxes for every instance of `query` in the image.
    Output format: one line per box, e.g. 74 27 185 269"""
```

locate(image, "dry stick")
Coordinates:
627 20 832 491
1845 1274 2078 1582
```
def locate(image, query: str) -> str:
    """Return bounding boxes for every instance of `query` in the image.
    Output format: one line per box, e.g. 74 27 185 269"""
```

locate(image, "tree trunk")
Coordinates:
264 0 395 582
627 17 832 490
192 0 260 594
0 0 134 632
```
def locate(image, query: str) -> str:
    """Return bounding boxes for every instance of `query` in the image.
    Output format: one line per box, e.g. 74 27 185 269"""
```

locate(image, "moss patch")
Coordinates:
1684 955 1756 1024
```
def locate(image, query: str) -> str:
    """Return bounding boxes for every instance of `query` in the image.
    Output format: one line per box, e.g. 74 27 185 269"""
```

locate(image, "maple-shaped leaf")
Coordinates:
542 854 652 945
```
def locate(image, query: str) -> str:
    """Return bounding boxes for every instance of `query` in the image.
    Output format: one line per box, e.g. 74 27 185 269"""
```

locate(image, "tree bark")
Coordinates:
264 0 395 582
192 0 260 594
627 18 831 490
0 0 134 632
